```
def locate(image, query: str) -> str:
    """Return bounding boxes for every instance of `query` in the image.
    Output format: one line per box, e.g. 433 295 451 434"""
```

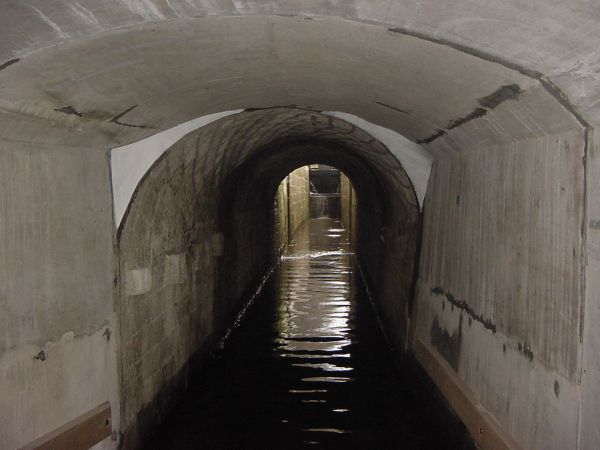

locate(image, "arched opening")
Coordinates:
148 161 451 448
116 108 422 448
0 7 593 450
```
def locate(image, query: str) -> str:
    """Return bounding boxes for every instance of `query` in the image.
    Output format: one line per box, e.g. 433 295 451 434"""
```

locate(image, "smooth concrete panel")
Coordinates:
0 16 536 148
0 140 114 355
0 318 119 450
414 127 585 449
0 1 598 125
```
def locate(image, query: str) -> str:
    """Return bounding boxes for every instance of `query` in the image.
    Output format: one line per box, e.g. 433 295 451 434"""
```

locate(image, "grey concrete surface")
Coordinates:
0 3 599 450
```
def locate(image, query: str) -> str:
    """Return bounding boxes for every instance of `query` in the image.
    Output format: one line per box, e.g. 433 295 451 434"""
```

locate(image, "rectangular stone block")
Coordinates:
125 268 152 296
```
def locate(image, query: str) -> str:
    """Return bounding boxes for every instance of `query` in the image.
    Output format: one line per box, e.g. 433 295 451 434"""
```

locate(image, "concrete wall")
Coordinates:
412 84 586 449
0 141 118 449
1 4 598 447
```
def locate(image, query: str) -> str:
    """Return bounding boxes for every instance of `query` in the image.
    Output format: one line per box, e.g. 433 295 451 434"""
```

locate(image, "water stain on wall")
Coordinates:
430 314 463 371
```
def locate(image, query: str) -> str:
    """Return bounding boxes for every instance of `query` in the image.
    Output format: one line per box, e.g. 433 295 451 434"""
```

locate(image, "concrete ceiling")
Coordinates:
0 9 581 151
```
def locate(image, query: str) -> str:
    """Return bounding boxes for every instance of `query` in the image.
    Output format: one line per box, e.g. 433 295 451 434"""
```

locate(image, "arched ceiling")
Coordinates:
0 10 588 151
119 108 420 237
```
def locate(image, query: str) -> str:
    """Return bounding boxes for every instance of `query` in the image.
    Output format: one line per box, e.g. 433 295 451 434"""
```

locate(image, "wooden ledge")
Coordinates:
414 338 522 450
20 402 112 450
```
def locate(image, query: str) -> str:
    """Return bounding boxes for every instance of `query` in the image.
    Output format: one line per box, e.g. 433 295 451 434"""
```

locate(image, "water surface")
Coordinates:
150 218 451 449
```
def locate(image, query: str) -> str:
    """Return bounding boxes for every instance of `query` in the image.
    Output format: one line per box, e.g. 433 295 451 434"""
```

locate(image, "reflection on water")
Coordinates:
150 218 453 450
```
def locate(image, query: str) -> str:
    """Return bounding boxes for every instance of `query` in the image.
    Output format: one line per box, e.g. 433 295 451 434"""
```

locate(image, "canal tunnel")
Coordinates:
116 109 423 449
1 3 599 450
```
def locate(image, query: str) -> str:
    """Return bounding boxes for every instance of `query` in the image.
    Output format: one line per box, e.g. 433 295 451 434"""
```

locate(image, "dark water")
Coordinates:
150 218 452 449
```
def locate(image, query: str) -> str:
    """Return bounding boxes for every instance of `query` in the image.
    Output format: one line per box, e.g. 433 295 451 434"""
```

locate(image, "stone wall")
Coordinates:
340 172 357 242
412 85 586 449
116 109 420 448
288 166 310 239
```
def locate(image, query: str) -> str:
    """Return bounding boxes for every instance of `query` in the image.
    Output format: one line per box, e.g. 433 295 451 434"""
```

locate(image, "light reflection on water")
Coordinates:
150 218 454 449
274 218 355 439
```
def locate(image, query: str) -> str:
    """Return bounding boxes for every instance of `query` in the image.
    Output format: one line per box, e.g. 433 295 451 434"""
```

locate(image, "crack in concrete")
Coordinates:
55 106 83 117
244 105 322 113
375 101 409 114
431 286 497 333
447 108 487 130
417 129 446 144
417 84 522 144
109 104 148 128
0 58 20 71
387 27 542 79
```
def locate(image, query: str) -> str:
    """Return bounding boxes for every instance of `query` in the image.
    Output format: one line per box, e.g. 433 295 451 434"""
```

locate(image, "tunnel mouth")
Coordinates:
115 107 422 448
270 163 358 258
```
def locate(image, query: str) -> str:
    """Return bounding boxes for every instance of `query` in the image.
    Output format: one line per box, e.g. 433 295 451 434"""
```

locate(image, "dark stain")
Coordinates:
0 58 20 71
468 317 472 327
456 195 460 205
109 105 149 129
447 107 487 130
375 101 409 114
503 343 507 354
244 105 322 113
478 84 522 109
416 129 446 144
417 84 522 144
554 380 560 398
33 350 47 361
55 106 83 117
431 287 444 295
430 315 462 371
386 25 589 129
103 328 111 341
517 342 534 361
431 287 497 333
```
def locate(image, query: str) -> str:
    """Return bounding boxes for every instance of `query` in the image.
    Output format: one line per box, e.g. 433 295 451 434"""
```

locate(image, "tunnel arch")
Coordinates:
0 5 597 450
117 108 421 447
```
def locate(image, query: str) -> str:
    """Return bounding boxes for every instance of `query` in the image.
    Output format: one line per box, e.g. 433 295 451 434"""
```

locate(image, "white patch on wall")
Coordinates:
110 110 243 227
125 268 152 296
323 112 433 207
110 109 433 229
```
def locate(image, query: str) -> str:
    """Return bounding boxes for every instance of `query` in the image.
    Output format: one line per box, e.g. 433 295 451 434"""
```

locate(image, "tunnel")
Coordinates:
0 3 598 450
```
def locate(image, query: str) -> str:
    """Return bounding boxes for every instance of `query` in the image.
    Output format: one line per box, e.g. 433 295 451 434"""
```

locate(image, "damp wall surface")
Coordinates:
412 84 586 449
287 166 310 239
114 109 420 449
274 166 310 252
117 126 270 449
340 173 357 243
